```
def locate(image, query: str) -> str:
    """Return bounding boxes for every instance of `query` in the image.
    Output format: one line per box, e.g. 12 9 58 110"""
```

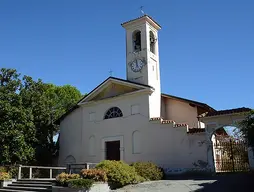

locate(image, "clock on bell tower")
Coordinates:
121 15 162 118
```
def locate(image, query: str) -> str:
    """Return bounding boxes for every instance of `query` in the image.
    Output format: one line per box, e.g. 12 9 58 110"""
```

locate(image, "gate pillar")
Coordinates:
207 141 216 172
248 147 254 171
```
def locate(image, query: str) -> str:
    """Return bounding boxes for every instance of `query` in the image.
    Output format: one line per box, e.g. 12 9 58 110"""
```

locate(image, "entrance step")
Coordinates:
8 184 52 188
1 180 54 192
2 186 51 192
14 182 52 185
0 189 39 192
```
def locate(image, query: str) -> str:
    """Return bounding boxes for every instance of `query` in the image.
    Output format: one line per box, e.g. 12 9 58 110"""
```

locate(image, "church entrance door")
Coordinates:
105 140 120 161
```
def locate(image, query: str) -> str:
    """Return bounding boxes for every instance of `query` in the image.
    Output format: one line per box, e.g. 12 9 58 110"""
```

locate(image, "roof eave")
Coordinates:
121 15 161 30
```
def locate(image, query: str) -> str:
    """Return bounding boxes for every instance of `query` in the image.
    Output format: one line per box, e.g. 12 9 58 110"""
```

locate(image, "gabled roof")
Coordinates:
77 76 153 104
55 77 153 124
161 93 216 112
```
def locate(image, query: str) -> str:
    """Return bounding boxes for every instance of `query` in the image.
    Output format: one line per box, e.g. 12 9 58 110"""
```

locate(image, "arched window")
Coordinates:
104 107 123 119
133 30 141 52
150 31 156 54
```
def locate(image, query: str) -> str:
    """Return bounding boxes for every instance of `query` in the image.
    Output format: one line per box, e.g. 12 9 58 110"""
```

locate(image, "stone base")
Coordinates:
52 183 110 192
0 180 13 188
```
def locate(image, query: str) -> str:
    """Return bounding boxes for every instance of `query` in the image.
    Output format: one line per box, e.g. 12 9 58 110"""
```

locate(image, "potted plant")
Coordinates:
0 172 12 188
53 170 110 192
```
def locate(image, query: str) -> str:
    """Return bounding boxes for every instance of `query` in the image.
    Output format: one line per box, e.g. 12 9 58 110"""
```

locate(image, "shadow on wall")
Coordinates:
189 173 254 192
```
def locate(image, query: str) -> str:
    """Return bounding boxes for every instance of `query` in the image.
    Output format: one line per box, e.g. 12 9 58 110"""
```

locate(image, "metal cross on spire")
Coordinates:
140 6 145 16
109 69 113 77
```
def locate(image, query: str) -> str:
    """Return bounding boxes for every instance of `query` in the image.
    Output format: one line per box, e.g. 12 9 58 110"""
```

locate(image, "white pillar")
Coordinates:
248 147 254 171
50 169 53 179
18 166 22 180
29 168 32 179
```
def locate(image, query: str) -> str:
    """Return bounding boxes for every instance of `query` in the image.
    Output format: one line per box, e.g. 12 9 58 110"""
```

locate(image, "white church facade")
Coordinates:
56 15 253 174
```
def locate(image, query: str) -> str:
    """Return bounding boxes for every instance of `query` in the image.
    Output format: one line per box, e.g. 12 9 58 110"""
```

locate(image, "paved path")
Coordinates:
111 173 254 192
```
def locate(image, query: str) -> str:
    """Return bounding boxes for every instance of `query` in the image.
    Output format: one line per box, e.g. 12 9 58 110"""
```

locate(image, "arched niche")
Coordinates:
132 131 141 154
89 135 96 156
64 155 76 165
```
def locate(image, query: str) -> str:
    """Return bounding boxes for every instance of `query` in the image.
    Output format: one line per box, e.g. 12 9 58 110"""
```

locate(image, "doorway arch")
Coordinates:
199 108 252 173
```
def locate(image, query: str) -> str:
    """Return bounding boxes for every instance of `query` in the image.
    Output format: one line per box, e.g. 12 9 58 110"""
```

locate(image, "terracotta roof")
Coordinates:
121 14 161 29
204 107 252 117
161 93 215 112
187 128 206 134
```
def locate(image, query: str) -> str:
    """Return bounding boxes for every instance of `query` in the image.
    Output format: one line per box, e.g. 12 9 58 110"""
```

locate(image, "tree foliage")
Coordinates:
0 68 82 165
238 110 254 148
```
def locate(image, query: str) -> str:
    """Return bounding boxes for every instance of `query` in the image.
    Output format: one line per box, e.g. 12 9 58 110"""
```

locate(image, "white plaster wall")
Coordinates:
58 107 83 166
164 98 199 126
59 94 207 171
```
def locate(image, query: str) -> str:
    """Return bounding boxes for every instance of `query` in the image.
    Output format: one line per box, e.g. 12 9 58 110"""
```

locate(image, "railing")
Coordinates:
67 163 98 174
18 165 66 180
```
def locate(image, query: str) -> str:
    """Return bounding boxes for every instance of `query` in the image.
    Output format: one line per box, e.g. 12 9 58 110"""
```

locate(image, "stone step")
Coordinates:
14 182 52 185
8 184 52 188
3 186 51 192
17 180 54 183
0 189 39 192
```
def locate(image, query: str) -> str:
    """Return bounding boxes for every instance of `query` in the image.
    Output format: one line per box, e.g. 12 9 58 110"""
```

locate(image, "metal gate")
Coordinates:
213 139 250 172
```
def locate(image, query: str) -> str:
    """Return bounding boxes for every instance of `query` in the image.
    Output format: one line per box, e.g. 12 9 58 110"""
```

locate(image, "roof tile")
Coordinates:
205 107 252 117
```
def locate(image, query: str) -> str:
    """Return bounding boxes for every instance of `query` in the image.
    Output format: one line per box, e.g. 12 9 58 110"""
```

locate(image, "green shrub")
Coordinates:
0 172 11 180
7 167 18 178
67 179 94 190
130 162 163 181
95 160 145 189
80 169 107 182
0 167 7 173
55 172 80 186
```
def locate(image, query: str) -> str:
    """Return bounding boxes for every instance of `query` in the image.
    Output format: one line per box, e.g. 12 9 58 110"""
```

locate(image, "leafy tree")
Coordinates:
238 110 254 148
0 69 36 164
0 68 82 165
20 77 82 165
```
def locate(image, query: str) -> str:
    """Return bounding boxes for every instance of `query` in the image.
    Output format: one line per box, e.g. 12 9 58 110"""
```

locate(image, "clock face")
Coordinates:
130 59 144 73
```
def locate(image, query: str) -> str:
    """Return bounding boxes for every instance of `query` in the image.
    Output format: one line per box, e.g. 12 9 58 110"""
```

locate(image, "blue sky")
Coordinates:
1 0 253 110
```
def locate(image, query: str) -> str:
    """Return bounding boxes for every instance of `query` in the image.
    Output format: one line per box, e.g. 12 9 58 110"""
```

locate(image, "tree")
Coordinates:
0 69 36 164
238 110 254 148
20 77 82 165
0 68 82 165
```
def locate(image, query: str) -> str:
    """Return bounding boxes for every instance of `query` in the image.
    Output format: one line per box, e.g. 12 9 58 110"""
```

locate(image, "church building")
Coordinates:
56 15 253 173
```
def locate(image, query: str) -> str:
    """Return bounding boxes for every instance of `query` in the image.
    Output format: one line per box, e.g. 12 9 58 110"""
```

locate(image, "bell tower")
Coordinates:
121 15 162 118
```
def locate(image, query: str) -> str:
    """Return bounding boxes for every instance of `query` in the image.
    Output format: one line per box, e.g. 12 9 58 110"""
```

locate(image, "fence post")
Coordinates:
29 167 33 179
50 169 53 179
18 165 22 180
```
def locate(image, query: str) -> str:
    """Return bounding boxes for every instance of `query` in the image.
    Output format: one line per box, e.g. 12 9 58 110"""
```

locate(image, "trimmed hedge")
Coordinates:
95 160 145 189
80 169 107 182
55 173 80 186
130 162 164 181
0 172 11 180
67 179 94 190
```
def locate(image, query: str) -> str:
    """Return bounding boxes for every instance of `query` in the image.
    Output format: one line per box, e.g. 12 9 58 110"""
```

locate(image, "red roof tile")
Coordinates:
205 107 252 117
187 128 206 134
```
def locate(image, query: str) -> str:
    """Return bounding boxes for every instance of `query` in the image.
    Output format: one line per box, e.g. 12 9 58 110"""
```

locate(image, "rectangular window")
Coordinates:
89 112 95 121
131 105 139 115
